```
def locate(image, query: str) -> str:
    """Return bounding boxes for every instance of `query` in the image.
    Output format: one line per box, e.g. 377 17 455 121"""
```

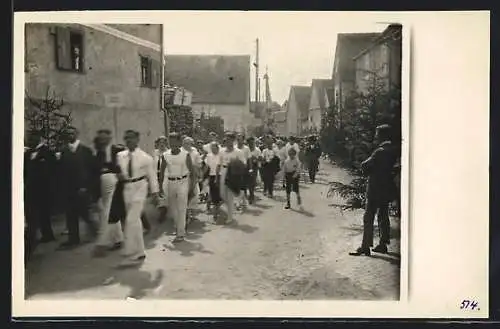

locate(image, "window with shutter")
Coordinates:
55 26 84 72
151 59 159 88
140 55 154 87
56 27 72 70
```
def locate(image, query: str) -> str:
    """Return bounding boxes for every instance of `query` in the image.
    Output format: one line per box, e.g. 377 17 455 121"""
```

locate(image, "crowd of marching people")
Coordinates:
23 127 322 267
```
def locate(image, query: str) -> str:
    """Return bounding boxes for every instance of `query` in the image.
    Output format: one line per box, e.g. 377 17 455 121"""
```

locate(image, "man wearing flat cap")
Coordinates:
350 124 398 256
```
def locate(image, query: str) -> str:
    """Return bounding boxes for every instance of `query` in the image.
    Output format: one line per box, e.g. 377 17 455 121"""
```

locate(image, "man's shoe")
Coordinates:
284 203 291 209
372 244 388 254
349 247 371 256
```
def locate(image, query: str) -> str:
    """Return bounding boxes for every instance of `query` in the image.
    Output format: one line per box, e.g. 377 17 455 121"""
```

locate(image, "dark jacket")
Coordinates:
361 141 398 204
95 144 127 224
59 142 95 195
225 158 247 194
24 144 56 205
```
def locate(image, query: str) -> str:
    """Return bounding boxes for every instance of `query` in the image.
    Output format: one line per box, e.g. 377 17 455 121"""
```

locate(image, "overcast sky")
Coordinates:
163 11 386 104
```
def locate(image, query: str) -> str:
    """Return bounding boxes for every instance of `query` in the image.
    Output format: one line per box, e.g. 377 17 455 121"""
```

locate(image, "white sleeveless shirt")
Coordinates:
164 149 189 178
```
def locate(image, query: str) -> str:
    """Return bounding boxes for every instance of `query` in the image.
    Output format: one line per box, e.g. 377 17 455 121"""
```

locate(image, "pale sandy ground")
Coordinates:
24 160 400 300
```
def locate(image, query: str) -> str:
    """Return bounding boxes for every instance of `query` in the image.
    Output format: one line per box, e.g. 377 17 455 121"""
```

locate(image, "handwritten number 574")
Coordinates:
460 300 479 310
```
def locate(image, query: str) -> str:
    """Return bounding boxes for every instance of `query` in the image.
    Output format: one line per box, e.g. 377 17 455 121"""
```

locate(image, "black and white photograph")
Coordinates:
13 11 489 318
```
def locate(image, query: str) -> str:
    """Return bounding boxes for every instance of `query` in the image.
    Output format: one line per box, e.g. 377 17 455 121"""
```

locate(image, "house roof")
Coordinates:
273 110 287 122
332 33 381 82
352 24 403 61
290 85 312 119
311 79 334 109
165 55 250 105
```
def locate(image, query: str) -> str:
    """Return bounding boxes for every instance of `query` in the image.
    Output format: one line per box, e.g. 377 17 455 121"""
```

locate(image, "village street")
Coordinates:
25 160 400 301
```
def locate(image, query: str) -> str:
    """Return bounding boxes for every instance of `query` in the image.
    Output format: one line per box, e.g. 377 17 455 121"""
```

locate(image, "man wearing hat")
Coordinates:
350 124 397 256
163 132 195 242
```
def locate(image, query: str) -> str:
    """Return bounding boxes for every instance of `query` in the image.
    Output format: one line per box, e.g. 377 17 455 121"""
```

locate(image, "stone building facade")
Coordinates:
25 23 164 152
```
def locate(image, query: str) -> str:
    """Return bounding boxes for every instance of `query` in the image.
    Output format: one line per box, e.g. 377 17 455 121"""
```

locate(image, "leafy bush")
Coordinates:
321 72 401 215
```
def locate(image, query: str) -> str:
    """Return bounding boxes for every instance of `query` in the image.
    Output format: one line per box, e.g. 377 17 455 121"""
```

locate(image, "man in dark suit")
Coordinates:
58 126 98 249
24 132 57 260
350 124 398 256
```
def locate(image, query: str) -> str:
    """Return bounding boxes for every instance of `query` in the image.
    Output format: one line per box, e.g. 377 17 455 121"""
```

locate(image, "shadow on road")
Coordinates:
162 240 214 257
185 218 213 240
251 203 272 210
290 208 315 218
243 207 264 217
369 253 401 266
223 220 259 234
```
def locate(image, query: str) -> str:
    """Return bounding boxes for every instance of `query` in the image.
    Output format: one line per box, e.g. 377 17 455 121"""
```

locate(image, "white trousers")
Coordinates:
187 177 200 210
167 178 189 237
122 179 148 259
220 169 237 221
96 173 124 247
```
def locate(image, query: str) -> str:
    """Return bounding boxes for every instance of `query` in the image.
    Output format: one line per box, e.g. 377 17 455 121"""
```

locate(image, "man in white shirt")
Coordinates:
116 130 159 266
203 132 218 155
164 133 195 242
219 132 246 223
261 135 278 198
183 136 202 223
235 133 251 209
246 136 261 204
154 136 169 223
285 136 300 157
204 142 222 219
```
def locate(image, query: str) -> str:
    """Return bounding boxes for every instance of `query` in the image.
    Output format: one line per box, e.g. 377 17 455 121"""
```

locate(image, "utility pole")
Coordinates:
160 24 169 138
254 38 260 104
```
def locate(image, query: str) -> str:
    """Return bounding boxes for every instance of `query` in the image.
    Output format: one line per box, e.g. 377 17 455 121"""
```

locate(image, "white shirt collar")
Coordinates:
68 140 80 152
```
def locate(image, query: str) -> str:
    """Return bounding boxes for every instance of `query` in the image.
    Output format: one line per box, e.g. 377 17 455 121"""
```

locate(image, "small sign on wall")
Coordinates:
105 93 124 108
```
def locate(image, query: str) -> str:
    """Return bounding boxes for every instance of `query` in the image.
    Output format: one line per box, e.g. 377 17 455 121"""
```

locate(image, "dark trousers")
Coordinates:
247 170 257 203
361 197 391 248
208 175 221 205
262 164 275 196
65 191 94 243
308 160 319 183
24 205 38 261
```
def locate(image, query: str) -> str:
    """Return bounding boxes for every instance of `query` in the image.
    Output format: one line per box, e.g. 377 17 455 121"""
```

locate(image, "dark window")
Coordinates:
70 32 83 71
140 56 160 88
55 26 84 72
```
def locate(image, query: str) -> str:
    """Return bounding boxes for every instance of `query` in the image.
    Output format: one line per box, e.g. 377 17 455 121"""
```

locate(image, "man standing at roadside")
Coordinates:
350 124 397 256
